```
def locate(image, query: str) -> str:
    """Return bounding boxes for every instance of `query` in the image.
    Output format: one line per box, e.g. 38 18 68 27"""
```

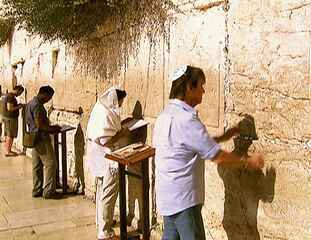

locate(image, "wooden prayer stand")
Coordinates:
50 125 76 193
106 143 155 240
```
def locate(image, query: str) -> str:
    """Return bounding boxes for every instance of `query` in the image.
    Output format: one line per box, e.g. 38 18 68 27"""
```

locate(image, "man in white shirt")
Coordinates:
86 87 129 240
153 65 264 240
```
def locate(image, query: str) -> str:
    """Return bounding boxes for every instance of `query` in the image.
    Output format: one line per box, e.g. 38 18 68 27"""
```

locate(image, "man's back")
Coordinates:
153 99 220 216
25 96 49 139
2 93 19 118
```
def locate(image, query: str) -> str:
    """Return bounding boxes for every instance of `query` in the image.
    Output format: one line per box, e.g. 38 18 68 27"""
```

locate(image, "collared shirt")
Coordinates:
25 96 50 140
153 99 220 216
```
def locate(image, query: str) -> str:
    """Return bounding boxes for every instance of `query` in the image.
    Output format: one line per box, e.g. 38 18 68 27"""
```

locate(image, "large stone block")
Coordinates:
230 82 310 139
168 11 225 131
259 160 311 239
123 38 165 119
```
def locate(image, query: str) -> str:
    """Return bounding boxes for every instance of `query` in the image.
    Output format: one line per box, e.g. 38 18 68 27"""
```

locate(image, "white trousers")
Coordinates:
96 168 119 239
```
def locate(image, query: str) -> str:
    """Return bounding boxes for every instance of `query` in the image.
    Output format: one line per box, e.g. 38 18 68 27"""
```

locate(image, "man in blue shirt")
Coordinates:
26 86 62 199
153 65 264 240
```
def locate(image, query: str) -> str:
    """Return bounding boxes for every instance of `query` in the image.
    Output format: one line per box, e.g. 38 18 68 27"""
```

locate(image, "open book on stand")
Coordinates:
105 142 155 165
122 118 148 131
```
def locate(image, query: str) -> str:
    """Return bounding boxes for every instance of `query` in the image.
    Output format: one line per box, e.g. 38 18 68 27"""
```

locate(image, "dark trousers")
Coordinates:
32 138 56 197
162 204 206 240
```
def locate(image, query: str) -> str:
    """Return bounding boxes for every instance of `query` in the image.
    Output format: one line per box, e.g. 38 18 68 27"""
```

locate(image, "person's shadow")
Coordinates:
72 123 85 194
125 101 147 231
218 116 276 240
218 165 276 239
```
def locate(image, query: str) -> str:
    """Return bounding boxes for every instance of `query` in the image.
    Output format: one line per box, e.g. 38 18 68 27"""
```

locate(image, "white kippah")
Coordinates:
171 65 188 82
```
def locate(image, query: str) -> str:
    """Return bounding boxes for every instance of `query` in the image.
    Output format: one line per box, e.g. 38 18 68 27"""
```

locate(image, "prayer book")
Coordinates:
105 142 155 165
122 119 148 131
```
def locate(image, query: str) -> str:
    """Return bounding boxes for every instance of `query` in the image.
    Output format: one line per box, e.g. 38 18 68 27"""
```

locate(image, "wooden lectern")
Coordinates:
50 125 76 193
105 118 154 240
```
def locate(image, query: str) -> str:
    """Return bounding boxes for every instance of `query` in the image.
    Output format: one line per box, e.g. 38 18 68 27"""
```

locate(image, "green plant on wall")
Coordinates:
0 17 15 47
2 0 176 80
73 0 175 80
3 0 117 43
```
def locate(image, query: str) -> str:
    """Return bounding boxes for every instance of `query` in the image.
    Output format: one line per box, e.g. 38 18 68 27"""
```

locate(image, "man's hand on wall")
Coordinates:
224 126 240 139
214 125 239 143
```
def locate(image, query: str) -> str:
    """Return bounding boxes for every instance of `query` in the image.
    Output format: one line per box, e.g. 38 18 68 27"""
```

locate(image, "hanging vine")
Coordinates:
2 0 176 80
73 0 175 80
0 17 15 47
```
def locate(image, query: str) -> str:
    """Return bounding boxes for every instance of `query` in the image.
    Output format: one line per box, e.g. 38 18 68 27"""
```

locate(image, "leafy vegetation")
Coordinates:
0 17 14 46
1 0 175 79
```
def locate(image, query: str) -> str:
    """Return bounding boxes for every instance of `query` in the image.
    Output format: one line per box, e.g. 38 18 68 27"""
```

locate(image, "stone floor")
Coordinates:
0 144 97 240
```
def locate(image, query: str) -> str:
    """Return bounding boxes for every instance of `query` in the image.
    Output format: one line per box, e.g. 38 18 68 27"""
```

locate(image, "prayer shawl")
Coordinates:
86 87 122 176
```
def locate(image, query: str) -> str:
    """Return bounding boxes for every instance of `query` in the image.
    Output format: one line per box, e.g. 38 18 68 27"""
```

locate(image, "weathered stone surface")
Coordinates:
123 38 165 119
258 160 311 239
0 0 311 239
168 11 225 129
229 85 311 139
227 1 311 239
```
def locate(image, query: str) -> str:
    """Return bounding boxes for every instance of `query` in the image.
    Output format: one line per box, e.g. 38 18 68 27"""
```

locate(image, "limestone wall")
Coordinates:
224 1 311 239
0 0 310 239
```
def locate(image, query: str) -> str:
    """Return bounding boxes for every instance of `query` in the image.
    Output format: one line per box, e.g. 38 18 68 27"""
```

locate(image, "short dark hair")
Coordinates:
38 85 54 96
116 89 127 101
169 66 206 99
13 85 24 93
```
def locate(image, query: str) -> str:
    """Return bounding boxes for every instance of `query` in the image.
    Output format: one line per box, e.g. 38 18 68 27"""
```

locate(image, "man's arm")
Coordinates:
214 126 239 143
103 127 131 148
34 111 61 133
7 102 24 112
6 94 25 112
212 150 264 170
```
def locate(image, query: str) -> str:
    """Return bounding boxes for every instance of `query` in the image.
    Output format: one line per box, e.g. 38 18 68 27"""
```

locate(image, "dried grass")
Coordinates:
0 17 14 46
2 0 176 80
73 0 175 81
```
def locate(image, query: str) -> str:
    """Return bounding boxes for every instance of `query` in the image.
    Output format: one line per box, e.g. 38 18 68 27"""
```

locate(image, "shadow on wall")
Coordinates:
127 101 146 229
72 123 85 194
218 115 276 240
132 100 143 120
218 165 276 240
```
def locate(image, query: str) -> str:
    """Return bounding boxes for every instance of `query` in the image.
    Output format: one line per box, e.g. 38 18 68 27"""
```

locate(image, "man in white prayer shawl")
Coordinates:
86 87 128 240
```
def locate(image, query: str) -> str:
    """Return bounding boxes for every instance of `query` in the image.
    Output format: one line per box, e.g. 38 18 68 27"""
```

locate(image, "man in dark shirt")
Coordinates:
2 85 24 156
25 86 61 199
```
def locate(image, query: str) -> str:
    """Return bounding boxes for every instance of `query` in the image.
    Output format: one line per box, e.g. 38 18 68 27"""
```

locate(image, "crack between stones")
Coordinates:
282 2 311 12
262 135 310 147
273 30 311 34
223 0 231 130
231 75 310 101
194 0 225 11
255 86 310 101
